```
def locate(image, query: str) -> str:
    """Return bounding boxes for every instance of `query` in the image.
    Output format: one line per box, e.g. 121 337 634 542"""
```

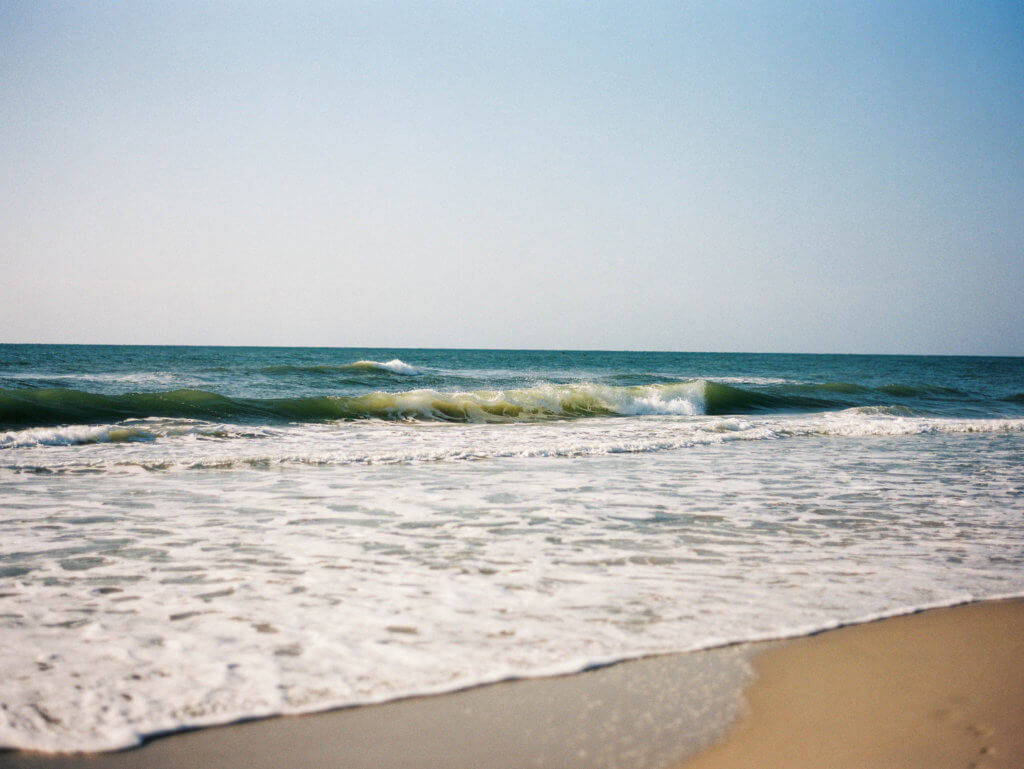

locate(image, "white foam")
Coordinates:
614 382 706 415
0 421 275 450
3 411 1020 471
0 425 156 448
2 412 1023 752
353 359 422 375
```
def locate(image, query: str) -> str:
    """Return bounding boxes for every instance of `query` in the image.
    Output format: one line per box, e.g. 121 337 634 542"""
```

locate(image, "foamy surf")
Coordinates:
3 411 1023 470
0 424 157 448
3 345 1023 753
3 419 1023 752
0 421 274 449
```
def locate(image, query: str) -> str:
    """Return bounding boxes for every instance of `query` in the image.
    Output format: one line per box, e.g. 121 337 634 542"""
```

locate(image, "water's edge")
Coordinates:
5 592 1023 761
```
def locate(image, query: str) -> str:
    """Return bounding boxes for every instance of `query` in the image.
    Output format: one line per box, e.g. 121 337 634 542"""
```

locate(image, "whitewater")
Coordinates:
1 346 1023 752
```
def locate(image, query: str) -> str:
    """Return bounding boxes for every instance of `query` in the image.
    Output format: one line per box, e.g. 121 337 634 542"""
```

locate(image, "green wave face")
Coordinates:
0 376 988 430
0 383 707 428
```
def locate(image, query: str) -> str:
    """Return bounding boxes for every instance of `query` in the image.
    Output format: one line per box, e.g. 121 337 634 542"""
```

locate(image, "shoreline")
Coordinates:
2 598 1022 768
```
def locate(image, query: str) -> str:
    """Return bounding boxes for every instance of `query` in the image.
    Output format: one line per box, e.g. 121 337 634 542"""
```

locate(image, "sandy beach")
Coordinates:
2 597 1021 769
683 597 1024 769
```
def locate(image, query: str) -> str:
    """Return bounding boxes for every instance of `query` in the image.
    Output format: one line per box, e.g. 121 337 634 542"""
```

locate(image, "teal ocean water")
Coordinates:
3 346 1024 430
2 345 1023 751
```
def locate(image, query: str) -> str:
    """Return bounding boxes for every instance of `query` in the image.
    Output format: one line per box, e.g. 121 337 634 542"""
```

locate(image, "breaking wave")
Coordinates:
0 377 1009 431
0 382 706 428
0 421 272 449
260 359 422 376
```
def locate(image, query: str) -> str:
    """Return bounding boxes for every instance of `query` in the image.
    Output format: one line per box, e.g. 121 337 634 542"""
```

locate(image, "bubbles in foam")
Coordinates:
2 420 1023 752
3 410 1023 473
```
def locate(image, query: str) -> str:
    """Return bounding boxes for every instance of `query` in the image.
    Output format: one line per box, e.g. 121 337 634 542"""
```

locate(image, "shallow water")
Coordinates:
2 346 1023 751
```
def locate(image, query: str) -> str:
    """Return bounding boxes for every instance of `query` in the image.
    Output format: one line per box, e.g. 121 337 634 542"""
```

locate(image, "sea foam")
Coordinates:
2 421 1023 752
4 347 1024 753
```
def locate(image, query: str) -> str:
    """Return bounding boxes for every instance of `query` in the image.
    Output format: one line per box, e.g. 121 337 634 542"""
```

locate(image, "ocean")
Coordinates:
2 345 1023 752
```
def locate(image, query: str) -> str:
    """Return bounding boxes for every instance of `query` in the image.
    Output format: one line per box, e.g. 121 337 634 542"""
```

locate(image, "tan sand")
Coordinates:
682 597 1024 769
1 598 1021 769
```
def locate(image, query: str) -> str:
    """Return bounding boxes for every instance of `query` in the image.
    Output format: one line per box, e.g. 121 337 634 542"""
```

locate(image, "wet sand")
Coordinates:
2 598 1021 769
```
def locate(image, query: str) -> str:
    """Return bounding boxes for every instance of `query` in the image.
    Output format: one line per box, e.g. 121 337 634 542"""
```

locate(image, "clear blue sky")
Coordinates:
2 0 1022 354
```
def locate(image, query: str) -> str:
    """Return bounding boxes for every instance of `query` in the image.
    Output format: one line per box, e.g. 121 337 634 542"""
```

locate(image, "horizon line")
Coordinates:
1 341 1021 359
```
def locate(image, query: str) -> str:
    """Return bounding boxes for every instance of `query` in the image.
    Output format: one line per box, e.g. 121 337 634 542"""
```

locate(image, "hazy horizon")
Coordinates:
3 1 1022 356
3 341 1024 360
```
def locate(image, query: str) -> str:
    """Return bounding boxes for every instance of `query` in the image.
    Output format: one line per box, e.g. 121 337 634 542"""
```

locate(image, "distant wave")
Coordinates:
260 359 422 376
0 378 1005 430
346 359 422 375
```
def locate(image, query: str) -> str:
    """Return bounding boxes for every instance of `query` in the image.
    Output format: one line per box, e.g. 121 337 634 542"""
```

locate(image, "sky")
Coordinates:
2 0 1022 354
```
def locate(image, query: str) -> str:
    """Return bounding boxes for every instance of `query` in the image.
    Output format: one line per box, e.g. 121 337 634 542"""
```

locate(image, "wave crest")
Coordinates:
260 359 422 376
346 359 422 375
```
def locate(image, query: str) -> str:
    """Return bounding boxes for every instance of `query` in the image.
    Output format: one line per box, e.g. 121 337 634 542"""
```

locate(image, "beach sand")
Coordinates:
2 598 1021 769
682 597 1024 769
